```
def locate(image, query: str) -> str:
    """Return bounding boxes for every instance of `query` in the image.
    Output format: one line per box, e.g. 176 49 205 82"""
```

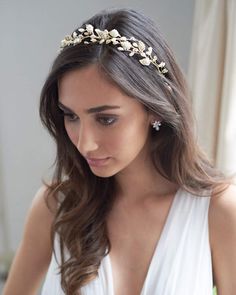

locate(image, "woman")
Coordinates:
3 8 236 295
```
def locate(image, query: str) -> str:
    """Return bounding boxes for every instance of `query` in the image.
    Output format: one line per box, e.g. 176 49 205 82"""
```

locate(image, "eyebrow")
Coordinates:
58 102 121 114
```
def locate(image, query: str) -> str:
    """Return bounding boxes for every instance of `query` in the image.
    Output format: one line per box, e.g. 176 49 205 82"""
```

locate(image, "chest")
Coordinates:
105 195 174 295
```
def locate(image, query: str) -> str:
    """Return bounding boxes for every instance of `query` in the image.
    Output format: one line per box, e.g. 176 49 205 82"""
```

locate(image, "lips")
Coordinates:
86 157 110 167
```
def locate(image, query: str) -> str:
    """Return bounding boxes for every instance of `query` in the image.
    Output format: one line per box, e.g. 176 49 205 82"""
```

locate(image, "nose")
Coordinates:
76 124 99 156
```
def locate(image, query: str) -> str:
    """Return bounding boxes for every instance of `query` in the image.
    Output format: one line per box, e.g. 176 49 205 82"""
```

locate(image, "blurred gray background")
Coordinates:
0 0 195 289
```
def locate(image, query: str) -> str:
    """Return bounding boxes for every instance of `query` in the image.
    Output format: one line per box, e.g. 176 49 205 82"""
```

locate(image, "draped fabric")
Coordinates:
41 189 213 295
188 0 236 174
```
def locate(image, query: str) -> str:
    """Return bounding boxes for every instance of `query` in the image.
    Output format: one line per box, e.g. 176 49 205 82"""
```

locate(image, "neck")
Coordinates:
114 149 178 205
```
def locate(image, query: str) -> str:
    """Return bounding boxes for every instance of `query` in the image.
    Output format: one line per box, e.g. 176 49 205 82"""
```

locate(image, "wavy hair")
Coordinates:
39 8 229 295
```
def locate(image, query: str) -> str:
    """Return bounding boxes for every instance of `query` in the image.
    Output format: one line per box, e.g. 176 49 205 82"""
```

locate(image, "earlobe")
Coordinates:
149 114 162 125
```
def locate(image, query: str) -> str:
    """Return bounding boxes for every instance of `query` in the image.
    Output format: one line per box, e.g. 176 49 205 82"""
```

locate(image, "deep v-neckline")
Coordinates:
106 188 181 295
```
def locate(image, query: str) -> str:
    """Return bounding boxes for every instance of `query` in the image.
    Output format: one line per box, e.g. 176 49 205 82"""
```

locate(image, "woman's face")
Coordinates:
58 64 154 177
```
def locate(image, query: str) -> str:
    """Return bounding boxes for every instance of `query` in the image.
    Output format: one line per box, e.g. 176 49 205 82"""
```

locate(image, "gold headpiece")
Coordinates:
60 24 168 76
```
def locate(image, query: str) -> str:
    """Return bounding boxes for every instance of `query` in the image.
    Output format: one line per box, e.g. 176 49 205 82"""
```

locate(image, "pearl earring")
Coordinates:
152 120 162 131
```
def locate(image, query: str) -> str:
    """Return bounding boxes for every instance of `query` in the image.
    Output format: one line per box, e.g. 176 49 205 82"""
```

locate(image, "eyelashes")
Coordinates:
63 113 78 122
97 116 117 125
59 110 117 126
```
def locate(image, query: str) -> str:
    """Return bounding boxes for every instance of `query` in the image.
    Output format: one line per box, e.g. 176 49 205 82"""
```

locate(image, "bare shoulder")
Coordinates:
209 184 236 231
28 184 58 221
209 184 236 246
209 184 236 293
21 185 57 239
2 185 59 295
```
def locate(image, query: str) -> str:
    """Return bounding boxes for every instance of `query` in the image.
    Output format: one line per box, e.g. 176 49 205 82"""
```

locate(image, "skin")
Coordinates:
209 185 236 294
57 64 180 294
57 64 175 198
3 64 236 295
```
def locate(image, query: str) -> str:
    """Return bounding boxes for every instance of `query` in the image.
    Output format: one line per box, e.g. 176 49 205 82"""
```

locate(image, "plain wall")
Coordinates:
0 0 195 252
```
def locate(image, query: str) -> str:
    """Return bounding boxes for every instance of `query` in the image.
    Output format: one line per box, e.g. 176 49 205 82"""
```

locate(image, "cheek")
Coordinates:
108 119 150 157
64 123 79 146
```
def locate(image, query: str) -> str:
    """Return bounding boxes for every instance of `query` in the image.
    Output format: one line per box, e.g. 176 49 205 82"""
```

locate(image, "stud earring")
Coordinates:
152 120 162 131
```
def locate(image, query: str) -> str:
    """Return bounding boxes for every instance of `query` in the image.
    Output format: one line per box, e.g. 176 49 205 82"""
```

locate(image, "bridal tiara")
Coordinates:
60 24 169 76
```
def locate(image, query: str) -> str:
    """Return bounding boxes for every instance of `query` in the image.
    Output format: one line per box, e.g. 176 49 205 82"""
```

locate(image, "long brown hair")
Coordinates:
39 8 229 295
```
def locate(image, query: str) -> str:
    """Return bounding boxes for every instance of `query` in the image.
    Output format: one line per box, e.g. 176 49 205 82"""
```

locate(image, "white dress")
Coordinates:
41 188 213 295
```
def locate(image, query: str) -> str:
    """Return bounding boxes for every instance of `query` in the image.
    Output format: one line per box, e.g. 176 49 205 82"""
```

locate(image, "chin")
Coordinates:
88 157 133 178
89 165 121 178
90 170 117 178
